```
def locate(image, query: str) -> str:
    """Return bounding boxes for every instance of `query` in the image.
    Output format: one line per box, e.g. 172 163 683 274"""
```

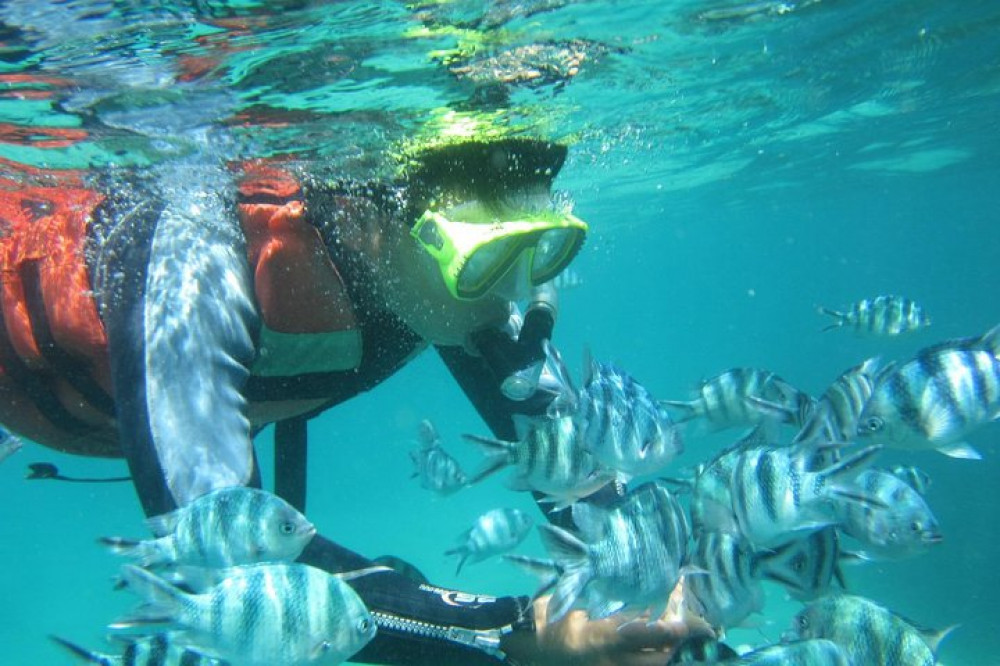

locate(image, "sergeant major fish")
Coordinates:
445 507 533 574
664 368 811 432
719 639 850 665
102 486 316 568
790 594 955 666
464 414 615 509
409 420 467 495
684 531 764 632
114 562 378 666
537 481 690 623
545 341 683 478
834 469 942 560
757 526 844 602
857 324 1000 459
820 294 931 337
731 444 883 548
52 633 228 665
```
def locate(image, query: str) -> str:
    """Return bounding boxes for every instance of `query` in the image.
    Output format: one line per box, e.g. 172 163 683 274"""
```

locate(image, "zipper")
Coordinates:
371 610 508 661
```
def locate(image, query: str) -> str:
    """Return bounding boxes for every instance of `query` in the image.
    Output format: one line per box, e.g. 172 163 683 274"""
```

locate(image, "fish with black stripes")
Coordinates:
819 294 931 337
683 531 764 632
409 419 468 495
857 324 1000 459
445 508 533 574
789 594 956 666
113 562 378 666
51 633 228 665
721 639 851 665
101 486 316 568
544 341 683 478
757 526 845 601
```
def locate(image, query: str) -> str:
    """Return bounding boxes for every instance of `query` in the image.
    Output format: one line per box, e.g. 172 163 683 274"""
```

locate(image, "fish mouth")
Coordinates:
922 532 944 544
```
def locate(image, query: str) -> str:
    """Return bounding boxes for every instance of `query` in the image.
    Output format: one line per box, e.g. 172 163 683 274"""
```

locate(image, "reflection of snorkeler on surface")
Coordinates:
0 138 711 664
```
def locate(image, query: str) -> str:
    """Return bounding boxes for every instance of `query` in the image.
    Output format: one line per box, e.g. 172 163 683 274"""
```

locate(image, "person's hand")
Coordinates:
501 577 714 666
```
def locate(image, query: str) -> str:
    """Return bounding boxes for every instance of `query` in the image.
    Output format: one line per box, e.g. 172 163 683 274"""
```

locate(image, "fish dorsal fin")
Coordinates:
920 623 960 655
146 509 182 538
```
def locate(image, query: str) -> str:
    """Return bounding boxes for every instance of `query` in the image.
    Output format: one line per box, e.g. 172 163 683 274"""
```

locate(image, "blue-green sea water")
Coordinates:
0 0 998 663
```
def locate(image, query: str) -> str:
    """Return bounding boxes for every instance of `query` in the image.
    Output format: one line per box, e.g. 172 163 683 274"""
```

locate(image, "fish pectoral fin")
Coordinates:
936 441 982 460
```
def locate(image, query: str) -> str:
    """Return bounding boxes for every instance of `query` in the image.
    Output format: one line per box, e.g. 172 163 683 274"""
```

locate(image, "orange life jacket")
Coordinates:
0 164 362 457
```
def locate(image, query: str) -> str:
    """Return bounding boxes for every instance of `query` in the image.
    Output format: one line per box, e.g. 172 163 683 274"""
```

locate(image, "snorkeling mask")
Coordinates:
411 206 587 300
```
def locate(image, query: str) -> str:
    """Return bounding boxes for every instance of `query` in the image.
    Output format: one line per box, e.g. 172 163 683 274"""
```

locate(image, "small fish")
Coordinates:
684 531 764 632
820 295 931 337
731 444 883 548
757 527 845 601
51 633 228 665
101 486 316 568
546 342 683 478
0 426 23 465
720 639 851 665
114 563 378 666
537 481 690 623
834 469 942 560
857 325 1000 459
464 415 615 508
790 594 956 666
445 508 534 574
409 420 467 495
664 368 810 432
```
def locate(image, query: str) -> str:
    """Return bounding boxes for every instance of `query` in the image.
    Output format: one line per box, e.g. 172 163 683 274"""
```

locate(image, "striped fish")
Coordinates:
114 563 377 666
834 469 941 560
445 508 533 574
791 594 955 666
101 487 316 568
719 639 850 665
857 325 1000 459
543 341 682 478
684 531 764 632
792 357 885 448
409 420 467 495
689 425 772 535
731 444 882 548
52 633 228 665
538 481 690 623
664 368 811 432
464 415 615 508
820 295 931 337
757 527 844 601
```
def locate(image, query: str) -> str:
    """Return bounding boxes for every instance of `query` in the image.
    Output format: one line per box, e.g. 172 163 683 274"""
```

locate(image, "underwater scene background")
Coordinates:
0 0 997 663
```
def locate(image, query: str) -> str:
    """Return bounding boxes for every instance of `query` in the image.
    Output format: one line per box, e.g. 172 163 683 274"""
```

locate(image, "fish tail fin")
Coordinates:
542 340 579 415
818 307 846 331
98 537 163 568
109 565 186 629
462 434 515 484
537 525 592 624
49 635 116 665
659 400 699 423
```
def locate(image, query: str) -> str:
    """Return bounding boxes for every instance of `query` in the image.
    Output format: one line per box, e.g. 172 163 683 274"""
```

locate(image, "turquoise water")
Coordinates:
0 0 998 663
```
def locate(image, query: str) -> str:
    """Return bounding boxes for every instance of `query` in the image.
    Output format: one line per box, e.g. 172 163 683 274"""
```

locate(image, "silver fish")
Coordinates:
52 633 228 666
464 414 615 508
0 425 23 465
101 486 316 568
731 444 882 548
688 426 772 535
445 508 533 574
720 639 851 665
790 594 955 666
538 481 690 623
664 368 810 432
757 527 844 601
546 342 683 478
820 295 931 337
409 420 467 495
792 357 885 448
684 531 764 632
857 325 1000 459
834 469 942 560
115 563 377 666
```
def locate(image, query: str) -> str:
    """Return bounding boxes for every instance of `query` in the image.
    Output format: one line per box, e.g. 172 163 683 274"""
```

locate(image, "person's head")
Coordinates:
378 139 586 346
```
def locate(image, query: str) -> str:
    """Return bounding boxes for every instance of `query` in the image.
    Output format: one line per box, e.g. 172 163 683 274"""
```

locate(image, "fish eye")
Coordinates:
279 521 296 535
863 416 884 433
797 614 810 631
911 521 922 532
358 617 373 633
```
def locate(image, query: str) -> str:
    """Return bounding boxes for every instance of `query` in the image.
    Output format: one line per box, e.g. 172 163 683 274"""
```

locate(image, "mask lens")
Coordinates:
456 235 528 298
530 227 583 283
